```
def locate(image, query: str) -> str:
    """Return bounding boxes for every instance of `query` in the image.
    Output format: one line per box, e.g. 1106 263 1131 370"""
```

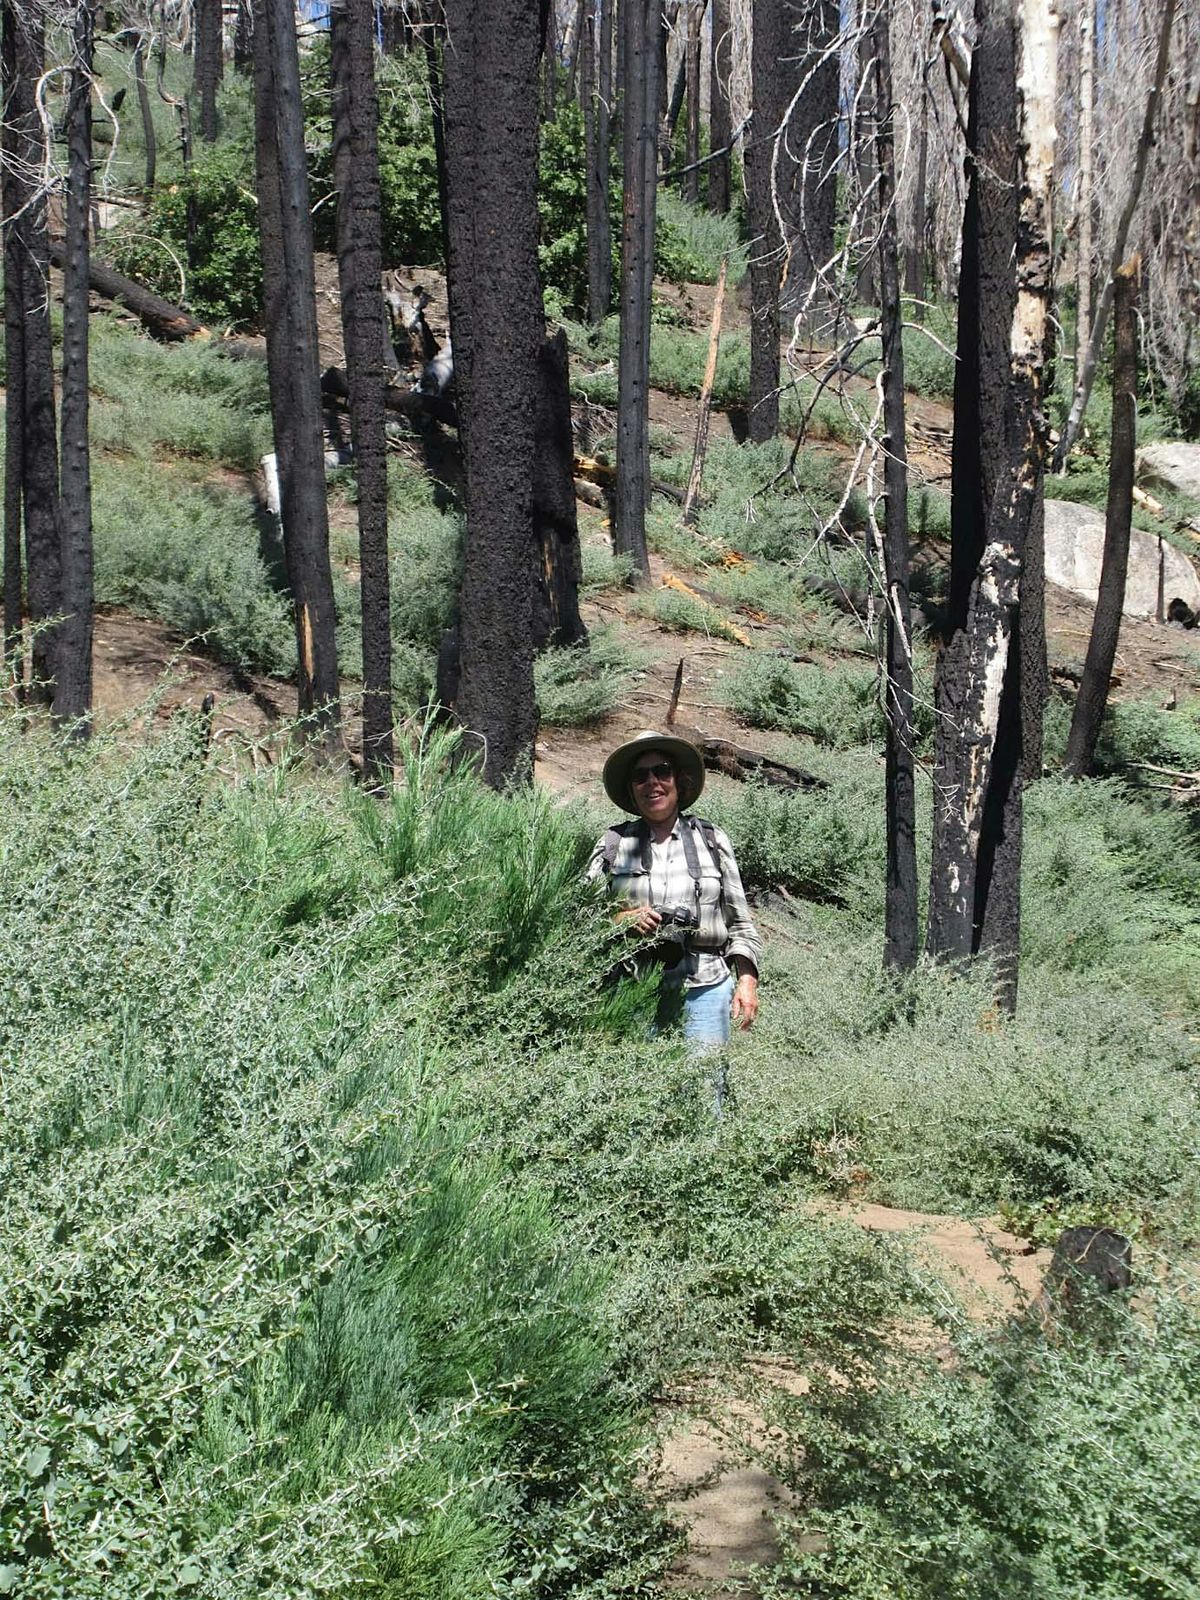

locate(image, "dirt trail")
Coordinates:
658 1203 1052 1596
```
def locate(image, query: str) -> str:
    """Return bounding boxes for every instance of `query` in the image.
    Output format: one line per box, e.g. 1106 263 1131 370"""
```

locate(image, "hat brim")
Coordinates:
602 730 706 815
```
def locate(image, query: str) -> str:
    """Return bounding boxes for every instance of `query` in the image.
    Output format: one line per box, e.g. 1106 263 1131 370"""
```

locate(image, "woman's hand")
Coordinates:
731 972 759 1030
618 906 664 936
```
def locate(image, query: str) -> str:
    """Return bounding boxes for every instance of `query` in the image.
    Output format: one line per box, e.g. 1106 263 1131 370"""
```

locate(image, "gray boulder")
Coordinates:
1042 497 1200 621
1136 442 1200 503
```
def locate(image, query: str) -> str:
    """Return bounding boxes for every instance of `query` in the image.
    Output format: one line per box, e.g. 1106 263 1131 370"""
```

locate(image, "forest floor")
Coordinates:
65 255 1200 1596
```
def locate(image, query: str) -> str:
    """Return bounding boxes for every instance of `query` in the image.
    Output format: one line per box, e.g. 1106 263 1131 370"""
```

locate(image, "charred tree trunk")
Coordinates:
534 329 587 647
926 0 1058 1010
233 0 253 72
419 2 451 268
442 0 543 786
194 0 223 141
682 0 701 202
133 32 157 187
614 0 663 575
543 0 559 118
10 0 62 703
253 0 341 742
746 0 787 440
904 71 929 306
2 0 23 688
56 0 96 730
874 0 917 970
584 0 614 322
778 0 839 330
1063 258 1140 777
332 0 393 785
707 0 731 212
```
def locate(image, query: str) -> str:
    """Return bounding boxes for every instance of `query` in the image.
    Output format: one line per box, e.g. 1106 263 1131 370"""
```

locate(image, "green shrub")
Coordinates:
0 716 671 1600
703 779 879 905
721 655 887 748
107 141 263 326
92 459 296 674
655 191 748 286
535 626 645 727
761 1286 1200 1600
631 585 746 642
88 319 273 470
580 543 636 595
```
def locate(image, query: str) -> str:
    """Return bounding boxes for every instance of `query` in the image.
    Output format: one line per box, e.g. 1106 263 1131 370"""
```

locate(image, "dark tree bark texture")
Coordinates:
615 0 663 573
926 0 1057 1010
133 32 157 186
583 0 614 322
1063 258 1140 776
442 0 543 787
779 0 840 328
332 0 394 785
9 0 62 703
746 0 788 440
194 0 223 141
683 0 701 202
874 0 917 970
533 329 587 648
253 0 341 740
56 0 96 729
2 0 23 687
707 0 731 212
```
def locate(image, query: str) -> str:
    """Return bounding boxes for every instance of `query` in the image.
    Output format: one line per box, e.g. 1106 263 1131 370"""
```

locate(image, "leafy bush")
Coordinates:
107 141 263 326
655 191 748 286
92 459 297 674
0 715 671 1599
631 585 746 642
535 626 645 726
88 319 273 470
721 654 888 749
761 1287 1200 1600
703 778 880 905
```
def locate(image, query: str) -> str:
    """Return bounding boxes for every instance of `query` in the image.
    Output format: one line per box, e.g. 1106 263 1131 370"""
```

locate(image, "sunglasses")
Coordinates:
631 762 675 785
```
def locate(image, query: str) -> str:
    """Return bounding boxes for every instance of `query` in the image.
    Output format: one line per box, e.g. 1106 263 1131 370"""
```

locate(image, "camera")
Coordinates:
654 903 700 932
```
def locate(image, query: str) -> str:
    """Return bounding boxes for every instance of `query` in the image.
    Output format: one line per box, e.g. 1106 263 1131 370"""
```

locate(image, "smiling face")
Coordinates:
629 752 679 827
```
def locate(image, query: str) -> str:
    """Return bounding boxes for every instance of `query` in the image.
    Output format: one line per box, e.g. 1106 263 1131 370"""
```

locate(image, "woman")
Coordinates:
588 730 761 1100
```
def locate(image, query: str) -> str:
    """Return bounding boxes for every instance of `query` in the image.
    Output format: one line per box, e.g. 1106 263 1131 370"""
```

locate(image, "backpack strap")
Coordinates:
681 814 720 878
600 818 652 875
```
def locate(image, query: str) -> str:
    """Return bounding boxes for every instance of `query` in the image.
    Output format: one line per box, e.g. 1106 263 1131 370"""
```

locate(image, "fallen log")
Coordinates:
50 243 210 340
319 364 458 429
693 733 826 792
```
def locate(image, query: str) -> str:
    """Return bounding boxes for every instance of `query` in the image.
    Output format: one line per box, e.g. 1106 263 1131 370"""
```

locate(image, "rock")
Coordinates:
1042 497 1200 621
1136 441 1200 502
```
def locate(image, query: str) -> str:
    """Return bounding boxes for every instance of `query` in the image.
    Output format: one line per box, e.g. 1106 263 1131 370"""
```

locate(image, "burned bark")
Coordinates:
707 0 731 212
194 0 223 141
682 0 701 203
583 0 614 322
874 0 917 971
533 329 587 648
332 0 393 784
55 0 96 729
1063 258 1140 777
8 0 62 703
926 0 1059 1010
745 0 788 440
614 0 663 574
778 0 840 330
253 0 341 741
442 0 543 786
2 0 23 687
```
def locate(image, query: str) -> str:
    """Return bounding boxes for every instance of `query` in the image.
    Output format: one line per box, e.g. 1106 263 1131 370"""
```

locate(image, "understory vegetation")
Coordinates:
3 684 1197 1596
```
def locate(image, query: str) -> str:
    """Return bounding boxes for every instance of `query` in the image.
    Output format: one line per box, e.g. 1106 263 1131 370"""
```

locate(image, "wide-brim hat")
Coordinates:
602 729 706 815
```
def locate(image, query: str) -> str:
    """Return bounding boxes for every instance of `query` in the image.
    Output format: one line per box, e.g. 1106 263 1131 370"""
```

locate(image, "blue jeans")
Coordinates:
656 974 734 1116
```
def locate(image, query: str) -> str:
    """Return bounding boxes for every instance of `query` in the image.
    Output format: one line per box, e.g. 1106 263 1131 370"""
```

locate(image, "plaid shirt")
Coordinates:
587 815 762 989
